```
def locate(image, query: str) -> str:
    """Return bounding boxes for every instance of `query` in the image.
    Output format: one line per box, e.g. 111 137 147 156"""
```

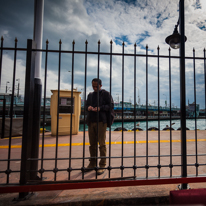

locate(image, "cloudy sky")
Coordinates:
1 0 206 108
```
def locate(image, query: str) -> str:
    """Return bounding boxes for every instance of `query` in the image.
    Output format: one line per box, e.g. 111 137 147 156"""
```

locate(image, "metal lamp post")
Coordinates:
16 79 20 97
163 94 167 107
6 81 9 93
68 70 71 85
116 93 119 105
165 0 187 189
80 88 84 106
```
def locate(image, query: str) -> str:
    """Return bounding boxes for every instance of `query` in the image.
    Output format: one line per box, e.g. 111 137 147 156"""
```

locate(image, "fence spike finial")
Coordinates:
204 48 206 52
59 39 62 44
110 40 113 44
85 40 88 44
134 43 137 47
15 37 18 43
72 40 75 45
46 39 49 45
169 47 171 52
146 44 148 49
122 41 125 46
157 45 160 50
98 40 101 45
193 47 195 52
1 36 4 41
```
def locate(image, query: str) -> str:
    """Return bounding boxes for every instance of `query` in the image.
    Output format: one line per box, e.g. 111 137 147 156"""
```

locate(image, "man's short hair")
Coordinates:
92 78 102 85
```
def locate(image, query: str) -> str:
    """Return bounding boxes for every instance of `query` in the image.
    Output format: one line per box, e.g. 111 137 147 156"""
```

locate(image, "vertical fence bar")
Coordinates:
145 45 149 178
108 40 113 178
6 38 18 184
193 48 198 176
82 40 88 179
1 98 6 139
204 48 206 130
134 43 137 177
54 40 62 181
169 48 173 177
96 40 100 179
40 40 49 179
157 46 161 178
68 40 75 180
0 37 4 139
179 0 187 189
0 36 3 85
121 42 125 178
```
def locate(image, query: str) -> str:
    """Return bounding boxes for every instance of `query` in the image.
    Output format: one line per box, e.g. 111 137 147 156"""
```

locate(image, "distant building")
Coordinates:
187 102 199 117
119 101 132 108
199 109 205 117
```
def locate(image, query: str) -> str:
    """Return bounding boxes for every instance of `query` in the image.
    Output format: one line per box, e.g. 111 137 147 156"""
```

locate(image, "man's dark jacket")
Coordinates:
86 89 114 126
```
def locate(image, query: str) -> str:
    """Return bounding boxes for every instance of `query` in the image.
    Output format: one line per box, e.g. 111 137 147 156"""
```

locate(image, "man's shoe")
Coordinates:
97 167 105 175
84 162 96 173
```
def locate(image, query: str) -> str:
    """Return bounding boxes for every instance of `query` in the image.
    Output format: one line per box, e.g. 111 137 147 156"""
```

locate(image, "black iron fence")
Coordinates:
0 37 206 194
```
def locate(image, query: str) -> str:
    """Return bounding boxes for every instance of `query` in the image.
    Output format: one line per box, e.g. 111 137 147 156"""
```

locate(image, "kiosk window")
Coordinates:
59 97 74 113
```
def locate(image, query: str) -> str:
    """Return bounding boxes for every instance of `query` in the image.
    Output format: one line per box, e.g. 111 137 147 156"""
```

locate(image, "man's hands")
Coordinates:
93 107 100 112
88 106 100 112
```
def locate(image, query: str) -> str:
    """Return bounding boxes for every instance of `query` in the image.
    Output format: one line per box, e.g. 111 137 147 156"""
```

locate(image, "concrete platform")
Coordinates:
0 130 206 205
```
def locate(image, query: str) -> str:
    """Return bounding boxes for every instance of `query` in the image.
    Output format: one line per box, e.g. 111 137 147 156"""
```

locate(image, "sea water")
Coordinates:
78 119 206 131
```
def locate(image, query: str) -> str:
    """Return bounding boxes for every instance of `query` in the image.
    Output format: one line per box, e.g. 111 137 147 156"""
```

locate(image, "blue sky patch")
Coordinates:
156 13 168 28
199 25 206 31
197 21 206 31
138 44 147 50
194 0 201 9
157 17 168 28
135 32 153 52
114 35 131 46
157 13 161 19
115 0 136 6
136 31 150 44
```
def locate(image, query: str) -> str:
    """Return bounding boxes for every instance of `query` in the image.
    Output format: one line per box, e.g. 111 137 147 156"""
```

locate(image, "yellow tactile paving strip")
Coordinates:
0 138 206 149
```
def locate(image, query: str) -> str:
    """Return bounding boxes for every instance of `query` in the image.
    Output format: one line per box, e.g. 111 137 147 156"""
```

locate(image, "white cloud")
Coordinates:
0 54 26 96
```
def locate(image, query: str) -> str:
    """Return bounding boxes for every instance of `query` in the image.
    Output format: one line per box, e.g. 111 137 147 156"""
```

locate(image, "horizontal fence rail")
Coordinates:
0 37 206 194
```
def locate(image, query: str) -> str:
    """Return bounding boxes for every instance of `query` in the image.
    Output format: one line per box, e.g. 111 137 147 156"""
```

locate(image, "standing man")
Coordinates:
85 78 114 175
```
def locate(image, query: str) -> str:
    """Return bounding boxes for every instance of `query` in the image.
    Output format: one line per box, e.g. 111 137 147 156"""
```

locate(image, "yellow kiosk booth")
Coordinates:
50 89 81 135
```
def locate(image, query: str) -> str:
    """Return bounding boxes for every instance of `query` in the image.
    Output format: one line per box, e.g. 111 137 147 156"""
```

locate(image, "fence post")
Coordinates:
19 39 36 198
179 0 187 189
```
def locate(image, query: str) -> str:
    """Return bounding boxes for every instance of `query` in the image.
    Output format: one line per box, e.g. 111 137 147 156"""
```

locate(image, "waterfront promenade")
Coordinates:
0 130 206 205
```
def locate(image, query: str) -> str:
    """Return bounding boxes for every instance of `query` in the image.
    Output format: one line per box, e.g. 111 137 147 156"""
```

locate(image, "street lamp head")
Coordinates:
165 25 187 49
